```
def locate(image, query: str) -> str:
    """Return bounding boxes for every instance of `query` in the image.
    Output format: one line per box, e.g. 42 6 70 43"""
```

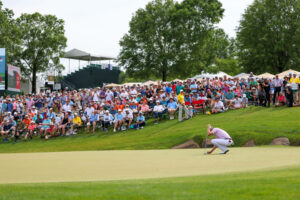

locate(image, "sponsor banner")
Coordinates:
0 48 6 90
7 64 21 92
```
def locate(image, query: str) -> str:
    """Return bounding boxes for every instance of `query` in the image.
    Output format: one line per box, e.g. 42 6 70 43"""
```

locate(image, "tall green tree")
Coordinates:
15 13 67 93
237 0 300 74
0 1 21 64
118 0 224 81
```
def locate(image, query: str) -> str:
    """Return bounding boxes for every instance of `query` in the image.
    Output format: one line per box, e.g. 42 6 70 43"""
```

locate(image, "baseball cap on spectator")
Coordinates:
118 109 122 112
156 100 160 103
105 110 109 113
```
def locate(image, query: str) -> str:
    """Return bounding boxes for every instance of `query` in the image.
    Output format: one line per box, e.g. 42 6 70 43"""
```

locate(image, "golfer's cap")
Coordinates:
118 109 122 112
209 126 214 130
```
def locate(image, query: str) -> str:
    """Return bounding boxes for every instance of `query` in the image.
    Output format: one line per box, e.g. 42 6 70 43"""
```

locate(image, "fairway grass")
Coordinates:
1 165 300 200
1 147 300 184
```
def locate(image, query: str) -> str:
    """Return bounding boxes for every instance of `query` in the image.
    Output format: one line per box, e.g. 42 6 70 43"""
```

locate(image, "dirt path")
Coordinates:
1 147 300 184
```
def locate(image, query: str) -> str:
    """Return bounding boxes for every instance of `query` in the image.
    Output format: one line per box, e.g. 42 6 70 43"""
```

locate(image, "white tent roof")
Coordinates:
257 72 275 79
278 69 300 78
64 48 115 61
192 71 233 79
234 73 250 79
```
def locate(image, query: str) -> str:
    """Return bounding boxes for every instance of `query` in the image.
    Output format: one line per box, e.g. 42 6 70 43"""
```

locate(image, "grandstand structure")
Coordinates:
62 49 120 90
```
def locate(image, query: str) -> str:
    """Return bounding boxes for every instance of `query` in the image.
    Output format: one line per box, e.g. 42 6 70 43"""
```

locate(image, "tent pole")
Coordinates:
68 59 70 74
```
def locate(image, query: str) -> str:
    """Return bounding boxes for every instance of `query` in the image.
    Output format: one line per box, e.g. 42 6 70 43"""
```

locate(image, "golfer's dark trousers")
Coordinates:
273 87 281 104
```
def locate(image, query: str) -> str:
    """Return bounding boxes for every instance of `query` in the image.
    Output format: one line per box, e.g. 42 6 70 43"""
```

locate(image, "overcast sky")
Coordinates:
2 0 253 74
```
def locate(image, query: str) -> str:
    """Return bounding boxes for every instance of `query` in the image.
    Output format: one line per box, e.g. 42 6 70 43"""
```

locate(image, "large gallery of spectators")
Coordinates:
0 69 299 142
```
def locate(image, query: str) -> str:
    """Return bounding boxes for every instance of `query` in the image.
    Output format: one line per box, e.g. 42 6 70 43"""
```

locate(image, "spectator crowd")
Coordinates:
0 72 299 142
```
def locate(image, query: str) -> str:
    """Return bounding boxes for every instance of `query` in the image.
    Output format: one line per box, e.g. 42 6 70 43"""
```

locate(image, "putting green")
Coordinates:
1 147 300 184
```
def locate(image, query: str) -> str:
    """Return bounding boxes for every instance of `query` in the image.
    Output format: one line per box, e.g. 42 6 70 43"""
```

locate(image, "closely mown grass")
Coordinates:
1 166 300 200
0 106 300 153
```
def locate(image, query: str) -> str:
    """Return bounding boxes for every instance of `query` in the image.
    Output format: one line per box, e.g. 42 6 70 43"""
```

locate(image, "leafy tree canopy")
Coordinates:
237 0 300 74
15 12 67 93
118 0 224 81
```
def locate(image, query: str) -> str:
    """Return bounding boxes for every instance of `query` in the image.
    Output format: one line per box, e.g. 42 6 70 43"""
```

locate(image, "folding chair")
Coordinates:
192 100 205 115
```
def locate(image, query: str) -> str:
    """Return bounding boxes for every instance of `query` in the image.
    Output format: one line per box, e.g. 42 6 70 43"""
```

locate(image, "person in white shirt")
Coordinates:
272 74 283 104
123 109 133 129
120 89 129 100
102 110 113 132
153 100 164 124
129 87 137 96
212 97 224 113
230 95 243 109
105 90 114 102
85 104 94 118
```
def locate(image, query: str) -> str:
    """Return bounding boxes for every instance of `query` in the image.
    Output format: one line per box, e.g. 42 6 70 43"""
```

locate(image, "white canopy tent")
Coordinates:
234 73 250 79
191 71 233 79
64 48 115 61
257 72 275 79
278 69 300 78
63 48 115 73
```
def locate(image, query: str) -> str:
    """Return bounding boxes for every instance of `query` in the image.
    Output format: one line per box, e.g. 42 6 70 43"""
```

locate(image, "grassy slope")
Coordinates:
1 166 300 200
0 106 300 153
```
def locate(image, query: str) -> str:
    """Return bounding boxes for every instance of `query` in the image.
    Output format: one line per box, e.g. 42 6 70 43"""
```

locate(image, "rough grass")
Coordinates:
1 166 300 200
0 106 300 153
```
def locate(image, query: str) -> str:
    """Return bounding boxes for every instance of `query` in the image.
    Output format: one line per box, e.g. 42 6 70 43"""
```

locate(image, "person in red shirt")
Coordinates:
276 92 286 107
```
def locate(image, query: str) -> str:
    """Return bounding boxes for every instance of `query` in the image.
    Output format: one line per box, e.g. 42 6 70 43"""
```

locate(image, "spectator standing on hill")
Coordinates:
177 90 188 122
272 75 282 105
289 74 300 103
262 79 271 107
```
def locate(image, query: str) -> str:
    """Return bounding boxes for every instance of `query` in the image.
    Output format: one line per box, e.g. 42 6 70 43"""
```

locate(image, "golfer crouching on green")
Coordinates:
206 124 233 154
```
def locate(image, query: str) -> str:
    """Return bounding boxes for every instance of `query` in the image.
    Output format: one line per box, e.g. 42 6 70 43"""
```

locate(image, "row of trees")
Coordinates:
118 0 300 81
0 1 66 93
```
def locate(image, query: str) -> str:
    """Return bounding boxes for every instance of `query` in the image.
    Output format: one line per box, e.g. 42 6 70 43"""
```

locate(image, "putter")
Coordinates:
203 130 208 155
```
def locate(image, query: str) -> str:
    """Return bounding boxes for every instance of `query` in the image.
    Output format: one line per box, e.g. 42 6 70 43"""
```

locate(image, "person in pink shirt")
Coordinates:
139 100 149 115
206 124 233 154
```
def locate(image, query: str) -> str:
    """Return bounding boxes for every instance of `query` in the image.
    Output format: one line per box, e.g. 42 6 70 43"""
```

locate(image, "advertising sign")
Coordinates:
7 64 21 92
0 48 6 90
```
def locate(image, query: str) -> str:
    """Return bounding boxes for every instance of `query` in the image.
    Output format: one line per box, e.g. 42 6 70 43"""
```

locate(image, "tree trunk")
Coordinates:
162 60 167 82
31 65 37 94
162 70 167 82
